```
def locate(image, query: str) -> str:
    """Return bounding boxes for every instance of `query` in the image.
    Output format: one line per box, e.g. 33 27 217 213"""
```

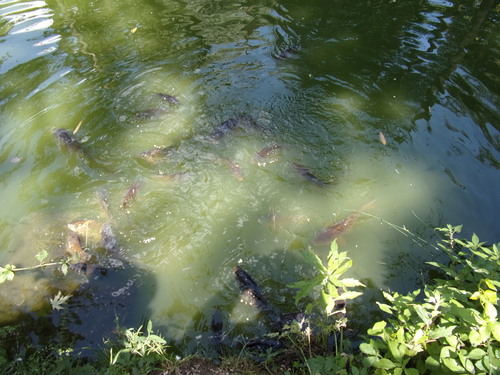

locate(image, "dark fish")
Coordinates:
253 145 282 165
134 108 168 122
156 93 179 106
121 180 141 209
53 128 113 174
139 147 170 164
96 190 112 218
233 266 267 308
292 163 329 187
275 45 300 59
257 144 282 158
209 309 224 354
209 115 258 141
53 128 83 153
220 157 244 181
313 200 376 246
100 222 120 254
233 266 282 326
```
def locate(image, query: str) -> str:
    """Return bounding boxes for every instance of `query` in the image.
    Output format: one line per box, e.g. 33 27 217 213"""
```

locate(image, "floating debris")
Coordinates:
379 132 387 145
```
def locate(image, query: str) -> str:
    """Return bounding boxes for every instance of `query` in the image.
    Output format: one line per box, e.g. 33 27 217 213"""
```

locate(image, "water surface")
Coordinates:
0 0 498 354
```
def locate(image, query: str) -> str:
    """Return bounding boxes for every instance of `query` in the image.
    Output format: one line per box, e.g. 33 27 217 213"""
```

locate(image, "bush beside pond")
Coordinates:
0 225 498 374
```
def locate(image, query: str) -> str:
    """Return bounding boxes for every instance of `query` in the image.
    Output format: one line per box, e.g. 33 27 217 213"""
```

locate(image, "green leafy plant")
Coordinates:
360 225 500 375
284 240 365 374
0 250 69 284
290 240 364 318
110 320 168 368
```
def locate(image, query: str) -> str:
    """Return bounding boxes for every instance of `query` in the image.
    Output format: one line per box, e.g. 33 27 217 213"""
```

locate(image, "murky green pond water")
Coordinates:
0 0 499 355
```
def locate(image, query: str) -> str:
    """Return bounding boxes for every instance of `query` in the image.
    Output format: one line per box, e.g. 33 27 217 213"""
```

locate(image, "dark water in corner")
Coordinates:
0 0 498 355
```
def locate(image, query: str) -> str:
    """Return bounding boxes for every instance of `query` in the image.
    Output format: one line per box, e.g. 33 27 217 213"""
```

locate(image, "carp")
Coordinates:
100 222 121 254
96 190 112 219
67 219 104 245
156 93 179 106
139 147 170 164
65 232 91 264
219 157 244 181
233 266 281 327
121 180 142 209
252 145 282 165
209 115 258 141
53 128 83 154
292 163 329 187
313 200 376 245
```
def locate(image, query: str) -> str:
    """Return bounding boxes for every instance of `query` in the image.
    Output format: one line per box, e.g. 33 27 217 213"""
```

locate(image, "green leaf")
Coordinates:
428 325 456 339
404 368 419 375
301 249 327 273
468 348 485 360
35 250 49 264
0 266 15 283
383 291 395 302
469 330 483 346
484 302 498 320
60 263 68 276
388 340 403 361
359 343 378 356
483 279 497 291
368 321 387 336
488 321 500 341
374 358 396 369
362 355 378 368
339 277 365 287
442 357 465 373
377 302 394 314
336 291 363 301
425 355 440 371
413 304 432 326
